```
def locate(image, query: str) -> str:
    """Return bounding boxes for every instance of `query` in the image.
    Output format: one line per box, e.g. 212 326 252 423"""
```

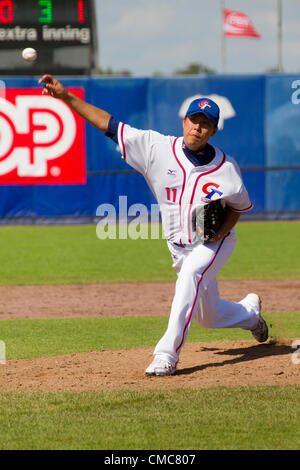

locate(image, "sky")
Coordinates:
94 0 300 76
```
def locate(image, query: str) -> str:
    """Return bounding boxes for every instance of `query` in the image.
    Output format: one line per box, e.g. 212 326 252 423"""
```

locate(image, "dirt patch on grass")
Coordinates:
1 340 299 391
0 280 299 391
0 279 299 320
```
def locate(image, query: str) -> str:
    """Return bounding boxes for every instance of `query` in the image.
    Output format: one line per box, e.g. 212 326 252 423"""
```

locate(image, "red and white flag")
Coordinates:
223 9 261 38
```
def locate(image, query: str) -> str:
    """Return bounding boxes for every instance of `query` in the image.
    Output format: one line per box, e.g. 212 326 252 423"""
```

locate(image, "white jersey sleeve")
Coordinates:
225 185 253 212
223 156 253 212
117 122 153 176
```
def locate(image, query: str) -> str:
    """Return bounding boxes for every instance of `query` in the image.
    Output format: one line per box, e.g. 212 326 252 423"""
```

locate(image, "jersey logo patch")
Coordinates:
167 169 177 176
201 182 223 202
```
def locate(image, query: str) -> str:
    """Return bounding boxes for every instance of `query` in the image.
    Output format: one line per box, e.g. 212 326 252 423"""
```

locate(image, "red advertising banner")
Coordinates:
224 9 261 38
0 88 86 185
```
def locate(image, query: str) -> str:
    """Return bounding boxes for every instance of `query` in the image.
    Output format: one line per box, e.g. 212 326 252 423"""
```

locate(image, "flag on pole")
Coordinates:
223 9 261 38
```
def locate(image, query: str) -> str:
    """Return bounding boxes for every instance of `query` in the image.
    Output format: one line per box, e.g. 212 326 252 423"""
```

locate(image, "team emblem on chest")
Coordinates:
201 182 223 202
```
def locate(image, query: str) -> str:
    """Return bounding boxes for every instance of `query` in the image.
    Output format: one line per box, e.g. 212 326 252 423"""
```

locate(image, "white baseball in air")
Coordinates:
22 48 37 62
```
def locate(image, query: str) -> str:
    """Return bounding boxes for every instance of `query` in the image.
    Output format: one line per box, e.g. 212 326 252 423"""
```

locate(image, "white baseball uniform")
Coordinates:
116 122 260 367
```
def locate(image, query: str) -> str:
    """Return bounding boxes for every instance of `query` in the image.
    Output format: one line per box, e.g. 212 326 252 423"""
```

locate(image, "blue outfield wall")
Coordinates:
0 74 299 220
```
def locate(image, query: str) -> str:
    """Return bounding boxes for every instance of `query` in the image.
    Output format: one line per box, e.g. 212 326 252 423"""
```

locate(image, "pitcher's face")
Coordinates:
183 113 217 151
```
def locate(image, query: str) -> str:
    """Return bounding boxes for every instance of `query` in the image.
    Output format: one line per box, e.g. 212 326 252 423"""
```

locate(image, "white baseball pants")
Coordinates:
153 232 260 367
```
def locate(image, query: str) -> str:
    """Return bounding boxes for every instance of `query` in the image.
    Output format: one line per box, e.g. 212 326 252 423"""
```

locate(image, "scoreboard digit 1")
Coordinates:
78 0 84 23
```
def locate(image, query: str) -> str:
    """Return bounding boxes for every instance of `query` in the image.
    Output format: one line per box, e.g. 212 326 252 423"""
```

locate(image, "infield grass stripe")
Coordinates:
0 313 299 359
0 387 300 450
0 221 299 285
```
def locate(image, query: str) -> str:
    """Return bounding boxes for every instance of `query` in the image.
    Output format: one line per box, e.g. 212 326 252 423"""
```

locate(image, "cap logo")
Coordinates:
198 100 212 110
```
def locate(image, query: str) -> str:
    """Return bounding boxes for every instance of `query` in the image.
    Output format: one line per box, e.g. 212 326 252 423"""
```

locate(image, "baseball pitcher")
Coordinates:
39 75 268 376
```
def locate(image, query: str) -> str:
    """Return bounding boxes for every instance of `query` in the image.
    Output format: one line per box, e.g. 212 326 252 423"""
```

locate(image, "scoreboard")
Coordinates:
0 0 97 74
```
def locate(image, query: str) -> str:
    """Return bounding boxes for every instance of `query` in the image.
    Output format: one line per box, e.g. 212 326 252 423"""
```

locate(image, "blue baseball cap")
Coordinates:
185 97 219 126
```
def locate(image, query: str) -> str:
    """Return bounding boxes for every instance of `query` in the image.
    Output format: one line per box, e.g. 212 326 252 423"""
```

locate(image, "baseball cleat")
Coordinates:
245 293 268 343
145 357 177 376
251 316 269 343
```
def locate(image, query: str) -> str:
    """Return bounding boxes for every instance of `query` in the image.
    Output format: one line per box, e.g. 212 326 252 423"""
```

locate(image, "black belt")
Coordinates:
173 242 186 248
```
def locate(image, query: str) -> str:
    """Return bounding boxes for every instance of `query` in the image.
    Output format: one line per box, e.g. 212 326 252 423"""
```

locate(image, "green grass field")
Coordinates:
0 313 298 360
0 387 300 450
0 221 299 284
0 221 299 450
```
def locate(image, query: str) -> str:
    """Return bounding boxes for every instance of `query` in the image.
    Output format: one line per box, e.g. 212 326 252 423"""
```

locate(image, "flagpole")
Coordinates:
221 0 226 73
277 0 283 71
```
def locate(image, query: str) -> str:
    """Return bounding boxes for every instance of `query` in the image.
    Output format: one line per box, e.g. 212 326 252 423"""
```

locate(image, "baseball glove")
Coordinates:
192 199 226 243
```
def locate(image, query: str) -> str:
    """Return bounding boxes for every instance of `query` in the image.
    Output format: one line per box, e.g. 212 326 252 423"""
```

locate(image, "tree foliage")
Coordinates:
93 67 132 76
173 62 216 75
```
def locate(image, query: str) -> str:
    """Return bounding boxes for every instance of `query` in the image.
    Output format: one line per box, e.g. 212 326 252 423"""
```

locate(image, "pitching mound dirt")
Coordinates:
1 340 299 391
